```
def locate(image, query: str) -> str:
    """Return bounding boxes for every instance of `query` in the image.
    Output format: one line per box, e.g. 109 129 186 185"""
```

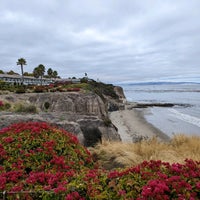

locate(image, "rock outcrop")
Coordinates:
105 86 126 112
0 91 122 146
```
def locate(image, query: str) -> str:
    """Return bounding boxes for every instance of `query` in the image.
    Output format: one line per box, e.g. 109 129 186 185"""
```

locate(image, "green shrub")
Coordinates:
84 81 119 100
103 117 112 126
15 87 26 93
3 102 11 110
44 102 50 110
14 104 37 113
0 101 11 111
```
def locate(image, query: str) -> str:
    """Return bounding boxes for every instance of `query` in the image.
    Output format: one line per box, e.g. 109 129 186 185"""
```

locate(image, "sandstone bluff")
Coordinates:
0 86 125 146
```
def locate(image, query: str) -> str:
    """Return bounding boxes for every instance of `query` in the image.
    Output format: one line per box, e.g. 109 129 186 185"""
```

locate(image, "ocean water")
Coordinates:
121 82 200 137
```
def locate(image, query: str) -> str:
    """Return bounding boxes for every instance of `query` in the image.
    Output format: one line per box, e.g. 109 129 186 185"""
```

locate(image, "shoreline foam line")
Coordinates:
169 108 200 128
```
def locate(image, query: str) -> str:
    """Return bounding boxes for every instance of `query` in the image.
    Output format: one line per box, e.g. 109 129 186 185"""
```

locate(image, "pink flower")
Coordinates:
118 190 126 196
54 185 66 193
196 182 200 189
0 100 3 107
65 192 83 200
3 136 14 143
0 176 6 190
141 180 170 198
10 184 23 192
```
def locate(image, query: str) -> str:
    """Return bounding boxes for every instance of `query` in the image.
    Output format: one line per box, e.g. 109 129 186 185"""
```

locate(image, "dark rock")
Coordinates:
132 103 191 108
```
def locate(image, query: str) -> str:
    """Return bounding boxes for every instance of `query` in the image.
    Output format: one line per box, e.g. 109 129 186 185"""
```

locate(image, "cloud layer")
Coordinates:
0 0 200 83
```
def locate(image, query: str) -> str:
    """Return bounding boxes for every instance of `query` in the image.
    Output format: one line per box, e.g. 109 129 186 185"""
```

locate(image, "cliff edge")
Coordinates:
0 82 125 146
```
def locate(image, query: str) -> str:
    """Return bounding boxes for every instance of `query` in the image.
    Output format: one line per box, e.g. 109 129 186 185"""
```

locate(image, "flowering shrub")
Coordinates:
0 100 3 107
0 100 11 111
0 122 94 199
0 122 200 199
105 159 200 199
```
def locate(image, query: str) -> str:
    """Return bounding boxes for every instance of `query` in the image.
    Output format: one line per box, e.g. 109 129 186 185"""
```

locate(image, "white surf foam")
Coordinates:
168 108 200 128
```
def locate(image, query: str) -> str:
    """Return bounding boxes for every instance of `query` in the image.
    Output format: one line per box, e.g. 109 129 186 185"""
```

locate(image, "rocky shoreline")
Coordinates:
0 86 173 146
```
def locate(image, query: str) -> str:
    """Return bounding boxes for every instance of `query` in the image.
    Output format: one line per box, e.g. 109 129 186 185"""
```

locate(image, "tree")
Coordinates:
0 70 4 74
33 67 40 79
33 64 45 85
52 70 58 79
17 58 27 84
7 70 16 75
47 68 53 78
23 72 33 77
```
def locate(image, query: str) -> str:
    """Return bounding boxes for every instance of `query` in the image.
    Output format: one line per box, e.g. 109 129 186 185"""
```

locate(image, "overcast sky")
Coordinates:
0 0 200 83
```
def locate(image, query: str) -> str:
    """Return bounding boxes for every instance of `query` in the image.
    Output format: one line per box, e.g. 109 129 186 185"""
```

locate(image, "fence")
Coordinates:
0 191 65 200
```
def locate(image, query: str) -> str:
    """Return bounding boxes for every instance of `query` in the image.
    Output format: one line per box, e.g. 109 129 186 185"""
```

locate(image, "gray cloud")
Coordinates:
0 0 200 83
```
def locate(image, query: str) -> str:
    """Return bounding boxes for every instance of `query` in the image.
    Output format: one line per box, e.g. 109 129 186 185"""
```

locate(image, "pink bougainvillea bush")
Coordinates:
0 122 200 199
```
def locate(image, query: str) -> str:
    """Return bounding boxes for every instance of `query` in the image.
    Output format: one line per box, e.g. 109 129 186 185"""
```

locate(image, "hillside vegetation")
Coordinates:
0 122 200 199
0 79 119 101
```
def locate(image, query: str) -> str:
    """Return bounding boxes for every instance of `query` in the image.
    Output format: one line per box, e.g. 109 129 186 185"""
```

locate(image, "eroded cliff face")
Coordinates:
1 92 106 116
106 86 126 112
0 91 122 146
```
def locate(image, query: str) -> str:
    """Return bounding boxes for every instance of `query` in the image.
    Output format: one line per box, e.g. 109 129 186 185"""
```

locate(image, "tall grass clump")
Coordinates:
14 103 37 113
91 134 200 169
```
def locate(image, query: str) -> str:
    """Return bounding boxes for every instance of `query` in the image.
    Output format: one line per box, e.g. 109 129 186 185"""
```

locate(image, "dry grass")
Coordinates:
90 134 200 170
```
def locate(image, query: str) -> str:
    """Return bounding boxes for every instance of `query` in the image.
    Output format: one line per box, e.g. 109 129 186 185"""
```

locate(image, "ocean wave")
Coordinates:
168 108 200 128
125 89 200 93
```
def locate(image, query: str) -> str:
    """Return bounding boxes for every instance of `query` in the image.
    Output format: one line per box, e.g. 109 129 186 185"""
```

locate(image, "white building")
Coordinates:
0 74 53 85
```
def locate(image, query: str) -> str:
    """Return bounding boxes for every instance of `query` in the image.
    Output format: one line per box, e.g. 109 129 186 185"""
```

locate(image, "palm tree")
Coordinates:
33 64 45 85
33 67 40 79
17 58 27 84
52 70 58 79
47 68 53 78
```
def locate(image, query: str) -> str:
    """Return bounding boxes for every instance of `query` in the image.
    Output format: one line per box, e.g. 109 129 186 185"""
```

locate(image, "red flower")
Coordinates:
0 176 6 190
118 190 126 196
65 191 84 200
196 182 200 189
0 100 3 107
3 137 14 143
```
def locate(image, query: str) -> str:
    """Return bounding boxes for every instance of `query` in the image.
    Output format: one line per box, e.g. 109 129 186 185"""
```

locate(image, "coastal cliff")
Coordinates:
0 85 125 146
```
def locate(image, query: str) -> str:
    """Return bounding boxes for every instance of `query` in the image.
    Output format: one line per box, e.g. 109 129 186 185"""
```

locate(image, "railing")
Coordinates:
0 191 62 200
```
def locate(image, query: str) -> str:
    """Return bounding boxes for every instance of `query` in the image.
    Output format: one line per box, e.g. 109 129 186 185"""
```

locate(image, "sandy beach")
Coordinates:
109 103 170 143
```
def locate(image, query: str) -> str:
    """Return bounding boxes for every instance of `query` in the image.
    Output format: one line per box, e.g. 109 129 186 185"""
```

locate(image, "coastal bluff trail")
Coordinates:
109 104 170 142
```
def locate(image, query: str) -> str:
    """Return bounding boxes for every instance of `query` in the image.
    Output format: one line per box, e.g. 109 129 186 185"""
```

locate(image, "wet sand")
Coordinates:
109 103 170 143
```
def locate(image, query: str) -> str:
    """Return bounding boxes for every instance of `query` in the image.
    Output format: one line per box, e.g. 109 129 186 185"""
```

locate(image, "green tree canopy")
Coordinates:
52 70 58 79
7 70 19 75
33 64 46 85
47 68 53 78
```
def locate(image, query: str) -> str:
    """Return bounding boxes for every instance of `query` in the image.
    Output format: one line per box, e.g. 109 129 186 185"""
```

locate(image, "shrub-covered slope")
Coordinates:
0 122 200 199
0 122 94 199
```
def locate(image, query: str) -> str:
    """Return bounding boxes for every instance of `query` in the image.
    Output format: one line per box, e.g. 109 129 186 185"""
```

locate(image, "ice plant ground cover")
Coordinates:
0 122 200 199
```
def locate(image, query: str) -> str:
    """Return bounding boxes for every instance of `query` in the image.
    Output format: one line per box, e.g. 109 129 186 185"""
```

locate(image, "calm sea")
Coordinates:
121 82 200 137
